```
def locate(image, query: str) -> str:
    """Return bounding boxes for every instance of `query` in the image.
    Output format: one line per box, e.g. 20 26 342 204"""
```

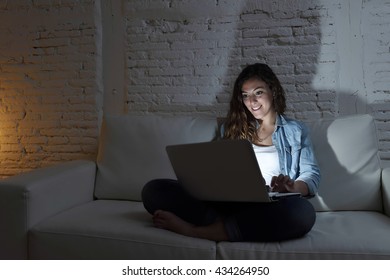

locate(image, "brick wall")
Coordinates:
122 0 390 162
361 0 390 161
0 0 102 177
124 0 331 119
0 0 389 177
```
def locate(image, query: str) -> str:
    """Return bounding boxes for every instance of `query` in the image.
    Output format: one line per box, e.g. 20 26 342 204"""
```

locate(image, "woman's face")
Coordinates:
241 78 275 120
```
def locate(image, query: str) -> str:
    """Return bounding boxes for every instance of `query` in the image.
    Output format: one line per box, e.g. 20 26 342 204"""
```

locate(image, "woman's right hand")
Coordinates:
270 174 309 196
270 174 294 193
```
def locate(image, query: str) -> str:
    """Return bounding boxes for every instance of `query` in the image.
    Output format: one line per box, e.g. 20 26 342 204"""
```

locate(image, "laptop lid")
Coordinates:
166 139 273 202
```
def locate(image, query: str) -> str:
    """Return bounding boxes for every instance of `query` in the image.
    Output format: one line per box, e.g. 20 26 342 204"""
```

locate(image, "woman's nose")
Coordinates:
249 94 258 103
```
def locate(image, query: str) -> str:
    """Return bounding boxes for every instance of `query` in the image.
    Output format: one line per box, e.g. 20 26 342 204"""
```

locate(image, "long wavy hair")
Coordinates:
223 63 286 142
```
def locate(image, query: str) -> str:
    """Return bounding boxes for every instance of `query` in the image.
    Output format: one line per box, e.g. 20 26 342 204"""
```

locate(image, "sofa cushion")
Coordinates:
306 114 382 211
217 211 390 259
29 200 216 259
95 115 218 201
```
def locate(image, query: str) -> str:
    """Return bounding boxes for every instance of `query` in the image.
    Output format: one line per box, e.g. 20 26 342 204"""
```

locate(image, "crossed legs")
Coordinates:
142 179 316 242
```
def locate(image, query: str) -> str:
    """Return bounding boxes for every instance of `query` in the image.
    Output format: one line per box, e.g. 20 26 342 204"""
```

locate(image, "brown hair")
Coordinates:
223 63 286 141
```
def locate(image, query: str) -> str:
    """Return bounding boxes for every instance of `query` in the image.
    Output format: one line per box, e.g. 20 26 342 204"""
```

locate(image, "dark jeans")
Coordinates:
142 179 316 242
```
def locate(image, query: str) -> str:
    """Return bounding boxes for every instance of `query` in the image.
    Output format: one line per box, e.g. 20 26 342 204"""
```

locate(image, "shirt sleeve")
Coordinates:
296 124 321 196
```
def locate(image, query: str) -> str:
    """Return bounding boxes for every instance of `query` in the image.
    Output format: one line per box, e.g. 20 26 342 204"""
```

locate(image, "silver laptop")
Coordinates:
166 139 301 202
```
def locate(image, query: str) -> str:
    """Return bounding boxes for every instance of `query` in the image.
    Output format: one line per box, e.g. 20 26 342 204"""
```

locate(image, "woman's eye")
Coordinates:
255 91 263 96
242 91 263 99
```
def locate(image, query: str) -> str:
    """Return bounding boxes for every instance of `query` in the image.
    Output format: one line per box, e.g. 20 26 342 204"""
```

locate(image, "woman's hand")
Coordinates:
270 174 294 193
270 174 309 196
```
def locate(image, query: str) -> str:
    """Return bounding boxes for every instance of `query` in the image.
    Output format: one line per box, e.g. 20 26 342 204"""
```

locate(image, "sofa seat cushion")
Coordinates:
217 211 390 259
28 200 216 260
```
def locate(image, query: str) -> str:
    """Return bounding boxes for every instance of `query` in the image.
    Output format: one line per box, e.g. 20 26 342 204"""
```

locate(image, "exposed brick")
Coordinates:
1 0 390 177
0 1 100 177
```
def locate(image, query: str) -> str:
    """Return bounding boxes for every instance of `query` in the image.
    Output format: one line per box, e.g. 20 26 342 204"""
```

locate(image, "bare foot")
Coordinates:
152 210 229 241
153 210 197 237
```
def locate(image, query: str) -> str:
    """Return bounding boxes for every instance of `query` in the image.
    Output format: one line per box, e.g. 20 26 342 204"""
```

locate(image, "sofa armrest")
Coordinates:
382 167 390 217
0 160 96 259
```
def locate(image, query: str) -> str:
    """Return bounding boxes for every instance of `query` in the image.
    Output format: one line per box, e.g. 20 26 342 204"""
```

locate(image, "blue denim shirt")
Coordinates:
271 114 320 195
221 114 320 196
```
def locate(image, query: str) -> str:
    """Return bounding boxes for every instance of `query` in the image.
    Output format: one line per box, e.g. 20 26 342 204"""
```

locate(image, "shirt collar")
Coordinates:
276 114 287 127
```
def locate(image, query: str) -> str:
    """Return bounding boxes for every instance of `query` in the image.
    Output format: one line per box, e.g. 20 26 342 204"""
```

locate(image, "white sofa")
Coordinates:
1 114 390 259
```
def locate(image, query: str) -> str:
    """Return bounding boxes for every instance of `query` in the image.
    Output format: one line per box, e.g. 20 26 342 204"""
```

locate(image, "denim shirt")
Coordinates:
271 114 320 195
221 114 321 196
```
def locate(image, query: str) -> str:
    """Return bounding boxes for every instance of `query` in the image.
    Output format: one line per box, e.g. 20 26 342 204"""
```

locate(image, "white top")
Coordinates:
252 144 280 186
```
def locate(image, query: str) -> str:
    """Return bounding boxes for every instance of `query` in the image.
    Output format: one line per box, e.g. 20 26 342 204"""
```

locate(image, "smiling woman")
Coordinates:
241 79 276 145
224 63 319 195
142 63 321 243
224 63 286 145
242 79 274 120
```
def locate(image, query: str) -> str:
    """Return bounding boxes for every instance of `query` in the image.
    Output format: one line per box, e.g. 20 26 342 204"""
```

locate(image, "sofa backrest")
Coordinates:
95 113 382 212
95 115 219 201
306 114 382 211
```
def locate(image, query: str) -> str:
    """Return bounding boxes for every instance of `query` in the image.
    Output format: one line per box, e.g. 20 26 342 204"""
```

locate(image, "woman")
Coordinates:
142 63 320 242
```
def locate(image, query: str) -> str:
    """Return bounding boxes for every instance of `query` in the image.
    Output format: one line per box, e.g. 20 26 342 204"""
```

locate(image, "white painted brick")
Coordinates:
242 29 269 38
129 42 170 51
148 50 194 60
171 40 217 50
237 38 268 47
171 94 215 104
128 76 173 86
35 37 70 47
151 86 196 95
148 67 193 76
1 0 390 177
127 86 151 95
128 59 171 68
269 27 293 37
0 1 100 177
